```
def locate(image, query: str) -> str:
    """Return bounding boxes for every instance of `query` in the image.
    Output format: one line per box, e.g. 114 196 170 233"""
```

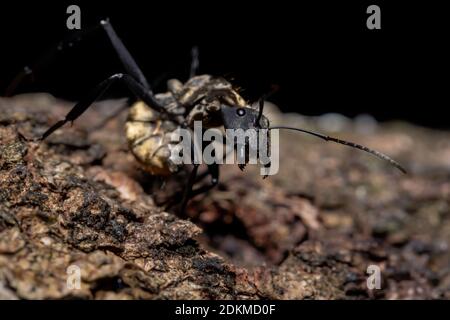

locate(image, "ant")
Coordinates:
6 19 406 214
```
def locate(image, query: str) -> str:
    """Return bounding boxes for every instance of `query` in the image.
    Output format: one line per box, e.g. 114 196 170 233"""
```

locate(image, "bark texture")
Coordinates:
0 94 449 299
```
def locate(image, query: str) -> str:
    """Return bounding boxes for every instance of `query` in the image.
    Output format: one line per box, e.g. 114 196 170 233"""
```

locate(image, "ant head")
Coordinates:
220 104 271 169
220 103 269 131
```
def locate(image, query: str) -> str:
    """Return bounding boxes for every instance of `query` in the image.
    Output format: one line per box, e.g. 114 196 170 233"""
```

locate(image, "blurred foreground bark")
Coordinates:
0 94 449 299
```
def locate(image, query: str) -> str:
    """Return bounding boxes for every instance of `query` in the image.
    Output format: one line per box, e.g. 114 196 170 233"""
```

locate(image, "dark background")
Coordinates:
0 1 448 128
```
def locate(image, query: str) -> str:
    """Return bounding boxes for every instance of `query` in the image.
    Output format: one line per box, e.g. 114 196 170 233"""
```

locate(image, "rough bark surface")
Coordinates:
0 94 449 299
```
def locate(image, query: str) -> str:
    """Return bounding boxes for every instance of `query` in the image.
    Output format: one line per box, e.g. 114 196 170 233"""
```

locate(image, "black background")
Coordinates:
0 1 448 128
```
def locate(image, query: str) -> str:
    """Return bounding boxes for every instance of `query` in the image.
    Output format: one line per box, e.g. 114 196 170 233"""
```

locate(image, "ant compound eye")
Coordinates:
236 108 246 116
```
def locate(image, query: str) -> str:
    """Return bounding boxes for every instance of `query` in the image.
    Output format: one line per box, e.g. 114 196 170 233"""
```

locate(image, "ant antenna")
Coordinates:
255 84 279 127
269 126 407 174
190 46 199 78
256 98 265 127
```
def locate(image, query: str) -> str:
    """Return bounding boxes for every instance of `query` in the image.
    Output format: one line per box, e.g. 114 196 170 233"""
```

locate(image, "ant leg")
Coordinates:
40 73 175 140
179 164 219 215
193 167 210 183
180 164 200 215
6 19 150 96
149 46 199 91
189 163 219 198
5 25 100 96
189 46 199 78
100 19 149 89
179 137 222 214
